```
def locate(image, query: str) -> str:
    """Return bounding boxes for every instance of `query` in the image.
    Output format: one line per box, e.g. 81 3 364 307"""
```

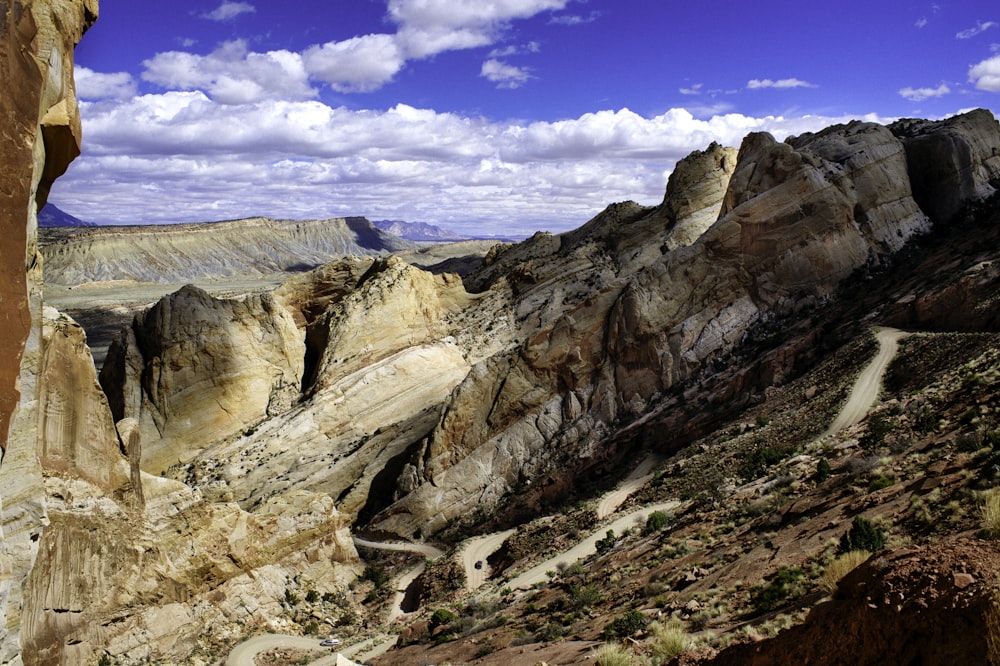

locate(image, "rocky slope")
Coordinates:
39 216 416 285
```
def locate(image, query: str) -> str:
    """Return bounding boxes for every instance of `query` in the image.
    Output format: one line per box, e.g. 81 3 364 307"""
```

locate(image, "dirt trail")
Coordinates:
462 528 517 589
596 454 658 519
822 327 909 437
508 501 681 590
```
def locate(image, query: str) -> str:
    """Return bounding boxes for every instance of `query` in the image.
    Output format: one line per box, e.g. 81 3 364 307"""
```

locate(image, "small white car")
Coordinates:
320 637 341 647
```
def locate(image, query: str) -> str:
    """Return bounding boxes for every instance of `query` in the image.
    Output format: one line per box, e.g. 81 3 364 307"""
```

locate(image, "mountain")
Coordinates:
6 7 1000 665
37 203 93 227
374 219 470 242
39 216 416 285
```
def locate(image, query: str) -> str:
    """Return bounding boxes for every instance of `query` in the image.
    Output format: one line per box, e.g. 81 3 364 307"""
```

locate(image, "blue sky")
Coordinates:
55 0 1000 236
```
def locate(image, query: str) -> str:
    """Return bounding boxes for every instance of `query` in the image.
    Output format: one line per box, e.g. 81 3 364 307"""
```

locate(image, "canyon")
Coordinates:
5 2 1000 665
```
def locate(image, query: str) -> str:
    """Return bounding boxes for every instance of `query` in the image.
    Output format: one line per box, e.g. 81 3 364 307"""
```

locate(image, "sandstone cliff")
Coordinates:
0 0 96 661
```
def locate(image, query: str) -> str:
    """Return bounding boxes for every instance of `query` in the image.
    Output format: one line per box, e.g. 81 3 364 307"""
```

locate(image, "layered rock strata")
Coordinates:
0 0 96 661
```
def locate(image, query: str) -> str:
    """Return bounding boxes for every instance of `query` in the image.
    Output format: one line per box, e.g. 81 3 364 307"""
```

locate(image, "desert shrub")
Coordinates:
751 566 806 613
648 619 690 660
568 583 602 609
430 608 459 628
868 472 895 491
915 409 938 434
593 642 638 666
742 445 793 479
595 529 617 554
838 516 887 554
819 550 870 593
980 491 1000 538
985 430 1000 449
815 458 831 482
284 588 299 605
303 621 319 635
305 589 319 603
362 565 390 589
603 609 650 640
860 413 893 450
644 510 671 535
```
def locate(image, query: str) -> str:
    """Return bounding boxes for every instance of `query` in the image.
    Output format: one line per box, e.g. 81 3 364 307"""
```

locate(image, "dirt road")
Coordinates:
462 528 517 589
823 327 908 437
596 454 658 519
508 501 681 590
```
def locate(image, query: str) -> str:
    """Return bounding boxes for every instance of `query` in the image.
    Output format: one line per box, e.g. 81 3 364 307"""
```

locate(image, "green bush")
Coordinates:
751 566 805 613
602 609 649 639
595 529 617 554
643 510 671 535
362 565 390 589
430 607 458 628
859 413 893 450
305 589 319 603
815 458 831 482
838 516 887 555
649 619 690 659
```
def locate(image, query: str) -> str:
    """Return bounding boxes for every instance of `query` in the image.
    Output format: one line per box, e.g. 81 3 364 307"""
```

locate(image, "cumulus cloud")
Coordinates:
969 55 1000 91
74 66 137 100
202 1 255 22
142 40 315 104
747 78 817 89
481 59 532 89
54 93 887 235
303 34 405 92
956 20 998 39
898 83 951 101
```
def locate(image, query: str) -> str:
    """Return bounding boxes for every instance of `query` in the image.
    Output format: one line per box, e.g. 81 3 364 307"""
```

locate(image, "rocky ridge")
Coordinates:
39 216 416 286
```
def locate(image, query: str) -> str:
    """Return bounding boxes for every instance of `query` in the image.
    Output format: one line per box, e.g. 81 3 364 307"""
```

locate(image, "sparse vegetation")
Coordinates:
751 566 807 613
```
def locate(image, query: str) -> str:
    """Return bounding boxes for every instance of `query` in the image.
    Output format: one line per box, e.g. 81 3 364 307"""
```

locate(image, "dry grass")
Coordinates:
819 550 870 594
593 642 639 666
981 491 1000 538
648 619 689 660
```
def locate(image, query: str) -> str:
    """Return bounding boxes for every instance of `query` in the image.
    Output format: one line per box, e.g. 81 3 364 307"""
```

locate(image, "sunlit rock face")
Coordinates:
0 0 96 661
100 285 306 474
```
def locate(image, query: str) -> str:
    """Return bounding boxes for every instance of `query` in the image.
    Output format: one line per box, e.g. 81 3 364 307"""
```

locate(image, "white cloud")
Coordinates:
54 94 890 235
549 11 602 25
956 20 998 39
303 34 404 93
915 17 928 28
142 40 315 104
969 55 1000 91
481 59 532 89
489 42 541 57
74 66 137 100
680 83 703 96
388 0 568 58
202 1 255 22
747 78 817 89
898 83 951 101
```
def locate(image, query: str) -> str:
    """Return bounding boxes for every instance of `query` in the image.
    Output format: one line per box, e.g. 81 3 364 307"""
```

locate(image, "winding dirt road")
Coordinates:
462 528 517 589
596 454 659 519
508 501 681 590
822 327 909 437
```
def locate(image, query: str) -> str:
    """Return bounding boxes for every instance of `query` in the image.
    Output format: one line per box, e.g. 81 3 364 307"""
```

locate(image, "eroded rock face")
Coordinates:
891 108 1000 225
101 285 305 474
0 0 96 661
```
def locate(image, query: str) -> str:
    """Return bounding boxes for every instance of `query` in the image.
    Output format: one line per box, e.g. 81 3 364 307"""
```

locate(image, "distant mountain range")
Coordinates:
373 219 468 242
38 203 93 227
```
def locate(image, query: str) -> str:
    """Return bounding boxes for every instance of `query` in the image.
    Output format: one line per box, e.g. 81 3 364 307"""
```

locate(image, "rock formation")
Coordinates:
39 216 415 286
0 0 96 660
